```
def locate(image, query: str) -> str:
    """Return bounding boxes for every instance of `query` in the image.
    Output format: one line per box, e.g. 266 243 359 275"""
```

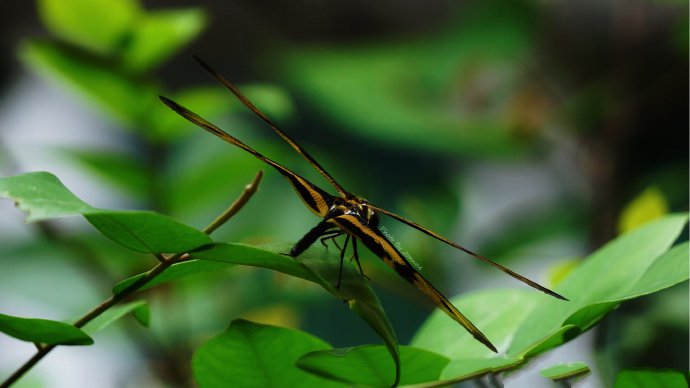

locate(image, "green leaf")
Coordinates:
618 186 669 234
192 242 401 386
82 301 148 335
37 0 140 54
20 40 158 128
112 260 230 295
540 361 590 381
407 214 688 381
122 8 207 72
280 1 537 156
193 319 341 388
297 345 449 387
440 357 523 381
133 303 151 327
614 369 689 388
0 171 93 222
0 172 212 254
0 313 93 346
85 211 211 253
622 242 689 298
411 289 543 360
508 214 688 356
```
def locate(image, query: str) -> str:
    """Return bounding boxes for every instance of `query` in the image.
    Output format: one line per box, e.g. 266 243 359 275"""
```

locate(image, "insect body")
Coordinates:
160 57 567 353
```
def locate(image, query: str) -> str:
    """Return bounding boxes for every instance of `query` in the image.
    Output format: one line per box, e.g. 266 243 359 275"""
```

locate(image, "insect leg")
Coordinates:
336 234 351 290
350 238 369 280
319 230 345 249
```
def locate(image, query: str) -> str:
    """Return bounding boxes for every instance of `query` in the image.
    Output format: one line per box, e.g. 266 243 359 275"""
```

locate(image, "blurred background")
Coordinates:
0 0 687 387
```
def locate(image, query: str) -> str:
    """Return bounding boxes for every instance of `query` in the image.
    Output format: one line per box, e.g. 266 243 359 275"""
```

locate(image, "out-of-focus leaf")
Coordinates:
63 148 149 199
0 313 93 346
508 214 688 356
112 259 230 295
122 8 206 72
297 345 449 387
20 40 158 129
547 258 581 288
82 300 148 335
37 0 140 55
614 369 689 388
279 1 538 156
618 186 669 234
0 172 211 253
540 361 590 381
193 319 342 388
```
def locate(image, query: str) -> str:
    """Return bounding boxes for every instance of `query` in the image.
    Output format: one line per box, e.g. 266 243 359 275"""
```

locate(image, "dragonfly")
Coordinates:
159 56 567 352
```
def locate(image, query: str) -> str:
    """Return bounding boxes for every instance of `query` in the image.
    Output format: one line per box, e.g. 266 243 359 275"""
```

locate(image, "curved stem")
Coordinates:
0 171 264 388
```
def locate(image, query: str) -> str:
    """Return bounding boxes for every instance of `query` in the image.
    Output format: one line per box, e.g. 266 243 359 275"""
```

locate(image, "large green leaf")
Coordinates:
0 172 211 254
193 320 342 388
113 241 401 383
37 0 140 55
297 345 449 387
20 40 158 129
0 313 93 346
614 369 689 388
85 211 211 254
508 214 688 356
411 289 543 359
408 214 688 382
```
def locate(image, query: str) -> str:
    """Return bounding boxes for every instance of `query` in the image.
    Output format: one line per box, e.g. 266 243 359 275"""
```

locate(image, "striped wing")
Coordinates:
159 96 333 217
193 56 350 198
368 203 567 301
330 212 498 353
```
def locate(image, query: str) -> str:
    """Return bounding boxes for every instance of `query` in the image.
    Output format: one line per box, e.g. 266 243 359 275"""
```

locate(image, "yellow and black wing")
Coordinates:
330 212 498 353
193 56 351 199
368 204 567 301
159 96 333 218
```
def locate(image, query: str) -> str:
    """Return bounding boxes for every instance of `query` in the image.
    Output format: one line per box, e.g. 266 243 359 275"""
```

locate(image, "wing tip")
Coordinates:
550 290 569 301
158 95 185 114
477 335 498 353
193 55 219 77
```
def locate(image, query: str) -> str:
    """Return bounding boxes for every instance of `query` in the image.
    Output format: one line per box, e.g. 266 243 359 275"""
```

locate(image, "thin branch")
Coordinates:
0 171 264 388
203 170 263 235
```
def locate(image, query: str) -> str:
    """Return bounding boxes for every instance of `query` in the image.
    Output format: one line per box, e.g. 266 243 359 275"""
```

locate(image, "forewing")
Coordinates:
331 213 498 353
159 96 332 217
193 56 350 198
367 204 567 301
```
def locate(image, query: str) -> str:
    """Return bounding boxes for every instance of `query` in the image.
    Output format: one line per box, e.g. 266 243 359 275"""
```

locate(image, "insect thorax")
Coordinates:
329 197 380 227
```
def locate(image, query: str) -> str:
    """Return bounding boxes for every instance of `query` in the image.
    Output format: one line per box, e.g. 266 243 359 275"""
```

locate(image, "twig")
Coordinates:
0 171 263 388
204 171 263 235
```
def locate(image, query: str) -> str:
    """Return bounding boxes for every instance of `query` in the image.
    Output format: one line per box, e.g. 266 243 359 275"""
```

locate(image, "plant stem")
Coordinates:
0 171 263 388
204 171 263 235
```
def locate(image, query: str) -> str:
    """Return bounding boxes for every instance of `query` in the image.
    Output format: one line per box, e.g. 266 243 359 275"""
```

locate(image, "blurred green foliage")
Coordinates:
0 0 687 387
